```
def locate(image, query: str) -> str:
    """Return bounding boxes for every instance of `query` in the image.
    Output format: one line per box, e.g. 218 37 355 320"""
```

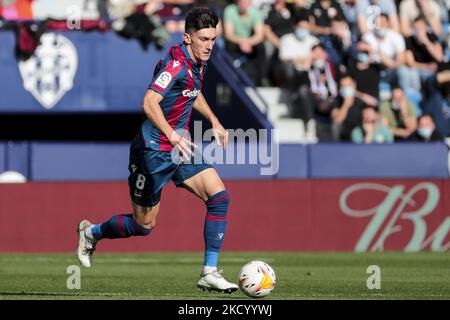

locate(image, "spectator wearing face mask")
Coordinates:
379 86 418 141
279 17 319 137
423 69 450 137
348 40 380 108
331 74 366 141
279 16 319 88
362 13 406 87
352 106 394 143
408 114 443 141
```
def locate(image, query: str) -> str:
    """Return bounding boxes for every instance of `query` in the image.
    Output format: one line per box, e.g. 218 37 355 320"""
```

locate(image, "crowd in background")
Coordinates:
1 0 450 144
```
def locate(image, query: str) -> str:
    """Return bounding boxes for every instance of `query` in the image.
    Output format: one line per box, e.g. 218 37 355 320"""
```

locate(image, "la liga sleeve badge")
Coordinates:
154 71 172 89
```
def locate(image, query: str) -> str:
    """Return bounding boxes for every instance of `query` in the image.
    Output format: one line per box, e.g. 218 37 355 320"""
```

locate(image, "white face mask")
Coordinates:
391 102 401 110
418 128 433 139
314 59 325 69
375 29 387 38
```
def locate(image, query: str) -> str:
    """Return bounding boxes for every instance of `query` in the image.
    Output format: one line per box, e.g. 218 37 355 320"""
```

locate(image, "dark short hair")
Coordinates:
185 7 219 33
312 43 326 51
418 113 434 122
414 15 426 24
380 12 389 20
339 73 354 82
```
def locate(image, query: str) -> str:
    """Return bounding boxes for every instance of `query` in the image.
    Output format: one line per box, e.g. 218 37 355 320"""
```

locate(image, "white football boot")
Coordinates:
197 270 239 293
76 219 97 268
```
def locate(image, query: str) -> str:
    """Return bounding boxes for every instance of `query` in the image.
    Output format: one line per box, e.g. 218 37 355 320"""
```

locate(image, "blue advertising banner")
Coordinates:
0 31 180 113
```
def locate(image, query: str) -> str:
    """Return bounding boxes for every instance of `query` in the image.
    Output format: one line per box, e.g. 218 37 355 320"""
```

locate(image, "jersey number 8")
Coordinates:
136 174 146 190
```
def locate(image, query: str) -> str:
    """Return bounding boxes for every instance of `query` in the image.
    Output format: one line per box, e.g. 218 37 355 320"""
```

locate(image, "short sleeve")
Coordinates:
386 0 397 16
356 0 368 17
252 7 264 25
384 126 394 143
223 5 236 24
148 58 183 98
393 32 406 52
406 102 416 118
351 127 364 143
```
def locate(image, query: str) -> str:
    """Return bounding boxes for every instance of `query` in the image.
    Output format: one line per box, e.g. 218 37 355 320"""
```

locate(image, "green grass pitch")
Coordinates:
0 252 449 300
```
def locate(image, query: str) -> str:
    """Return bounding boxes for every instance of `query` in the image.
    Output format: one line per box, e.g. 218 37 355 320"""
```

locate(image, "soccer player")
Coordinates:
76 7 238 293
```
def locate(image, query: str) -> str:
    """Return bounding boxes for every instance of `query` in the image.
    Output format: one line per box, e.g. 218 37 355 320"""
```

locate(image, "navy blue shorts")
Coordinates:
128 138 212 207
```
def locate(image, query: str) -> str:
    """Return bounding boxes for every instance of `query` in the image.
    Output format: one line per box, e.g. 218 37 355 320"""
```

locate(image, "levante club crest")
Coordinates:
19 33 78 110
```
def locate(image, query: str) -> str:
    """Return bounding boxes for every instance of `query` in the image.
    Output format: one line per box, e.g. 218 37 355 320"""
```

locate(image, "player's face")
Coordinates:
184 28 217 63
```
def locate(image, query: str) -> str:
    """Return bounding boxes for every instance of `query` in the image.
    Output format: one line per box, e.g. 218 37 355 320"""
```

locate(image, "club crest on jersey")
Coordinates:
182 89 200 97
155 71 172 89
18 33 78 110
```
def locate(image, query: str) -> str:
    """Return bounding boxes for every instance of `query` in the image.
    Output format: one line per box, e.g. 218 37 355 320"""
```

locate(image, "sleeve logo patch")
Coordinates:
155 71 172 89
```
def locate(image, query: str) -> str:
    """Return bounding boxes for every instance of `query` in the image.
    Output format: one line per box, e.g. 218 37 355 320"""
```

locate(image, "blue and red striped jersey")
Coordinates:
140 42 207 151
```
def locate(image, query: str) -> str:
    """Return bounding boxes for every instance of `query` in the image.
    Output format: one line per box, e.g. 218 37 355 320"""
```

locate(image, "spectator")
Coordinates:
265 0 296 86
291 0 310 21
356 0 399 34
309 0 345 37
308 43 339 140
331 74 366 140
328 16 352 70
362 13 406 88
423 69 450 137
347 40 380 107
252 0 275 19
109 0 171 50
339 0 358 35
149 0 195 33
408 114 443 141
379 86 418 141
403 16 444 95
400 0 442 37
352 106 394 143
309 0 346 62
279 16 318 90
224 0 266 86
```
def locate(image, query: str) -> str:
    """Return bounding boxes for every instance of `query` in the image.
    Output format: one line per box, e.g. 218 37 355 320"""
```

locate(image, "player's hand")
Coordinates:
212 122 229 150
169 131 197 161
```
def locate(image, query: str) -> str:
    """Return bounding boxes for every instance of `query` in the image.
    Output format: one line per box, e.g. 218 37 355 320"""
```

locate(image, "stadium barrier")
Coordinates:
0 141 447 180
0 180 448 252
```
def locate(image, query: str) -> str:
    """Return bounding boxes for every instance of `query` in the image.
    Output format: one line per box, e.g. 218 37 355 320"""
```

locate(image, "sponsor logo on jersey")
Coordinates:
182 89 200 97
173 60 180 68
187 69 193 78
155 71 172 89
18 33 78 110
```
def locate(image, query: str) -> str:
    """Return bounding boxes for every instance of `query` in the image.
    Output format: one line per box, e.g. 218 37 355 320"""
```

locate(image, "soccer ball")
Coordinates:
238 260 276 298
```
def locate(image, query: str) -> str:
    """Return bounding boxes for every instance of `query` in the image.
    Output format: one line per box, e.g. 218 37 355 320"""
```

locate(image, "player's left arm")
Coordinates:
193 92 229 149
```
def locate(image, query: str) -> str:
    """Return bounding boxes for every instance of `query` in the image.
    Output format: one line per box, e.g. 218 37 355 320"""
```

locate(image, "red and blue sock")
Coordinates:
203 190 230 269
91 214 151 240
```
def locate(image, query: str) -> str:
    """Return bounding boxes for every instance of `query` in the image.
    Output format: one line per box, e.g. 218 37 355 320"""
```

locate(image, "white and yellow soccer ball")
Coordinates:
238 260 276 298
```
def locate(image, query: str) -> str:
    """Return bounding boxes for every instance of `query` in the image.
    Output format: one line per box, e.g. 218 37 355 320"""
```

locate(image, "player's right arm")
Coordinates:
142 90 195 158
